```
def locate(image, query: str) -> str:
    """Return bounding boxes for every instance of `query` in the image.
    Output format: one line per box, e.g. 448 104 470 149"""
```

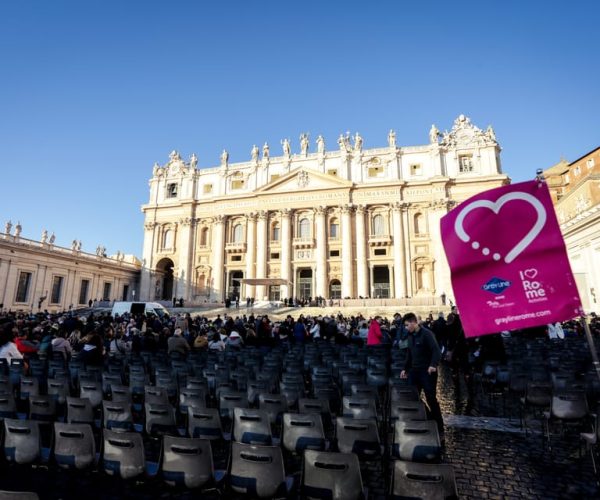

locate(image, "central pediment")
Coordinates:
256 168 353 194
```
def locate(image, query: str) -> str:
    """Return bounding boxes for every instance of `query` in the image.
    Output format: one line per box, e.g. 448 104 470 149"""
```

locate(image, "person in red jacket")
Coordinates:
15 330 39 356
367 316 383 345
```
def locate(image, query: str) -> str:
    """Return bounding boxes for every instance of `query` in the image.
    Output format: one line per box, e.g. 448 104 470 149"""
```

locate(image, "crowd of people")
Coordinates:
1 306 598 437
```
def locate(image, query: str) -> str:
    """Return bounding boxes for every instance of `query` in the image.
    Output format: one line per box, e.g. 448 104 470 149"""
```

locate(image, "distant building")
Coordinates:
140 115 508 305
545 146 600 312
0 229 140 313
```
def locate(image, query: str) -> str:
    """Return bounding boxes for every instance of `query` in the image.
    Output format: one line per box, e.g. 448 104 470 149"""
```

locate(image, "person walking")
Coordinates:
367 316 383 345
400 312 444 436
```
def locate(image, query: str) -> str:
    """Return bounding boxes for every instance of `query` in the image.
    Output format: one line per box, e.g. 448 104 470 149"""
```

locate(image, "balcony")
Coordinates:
368 234 392 246
293 237 315 249
225 242 247 253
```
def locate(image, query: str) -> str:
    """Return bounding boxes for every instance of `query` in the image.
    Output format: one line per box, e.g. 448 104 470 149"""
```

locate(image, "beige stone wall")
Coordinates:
0 235 140 313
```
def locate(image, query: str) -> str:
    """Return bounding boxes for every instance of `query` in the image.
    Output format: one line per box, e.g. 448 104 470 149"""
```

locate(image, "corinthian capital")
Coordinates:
257 210 269 221
144 221 157 230
246 212 257 223
315 205 327 216
279 208 293 218
213 215 226 224
340 204 354 215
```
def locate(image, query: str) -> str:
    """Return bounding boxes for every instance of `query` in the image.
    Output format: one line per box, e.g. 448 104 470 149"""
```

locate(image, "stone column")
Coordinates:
428 200 451 299
341 204 354 298
177 217 194 302
245 213 257 300
140 221 157 300
402 207 413 297
392 203 407 298
315 206 328 298
280 209 292 300
355 205 369 298
255 211 268 300
211 215 226 302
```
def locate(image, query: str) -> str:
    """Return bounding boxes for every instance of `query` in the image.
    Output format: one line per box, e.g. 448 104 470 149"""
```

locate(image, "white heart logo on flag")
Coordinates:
454 191 547 264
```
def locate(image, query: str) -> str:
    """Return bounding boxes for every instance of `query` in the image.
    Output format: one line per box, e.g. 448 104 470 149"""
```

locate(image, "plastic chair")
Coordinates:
161 436 215 489
101 428 145 480
393 420 441 463
390 460 458 499
47 378 69 405
0 392 17 419
282 412 326 453
342 396 377 420
229 442 289 498
188 406 223 440
66 397 95 425
179 387 206 413
4 419 40 464
219 391 248 420
390 401 428 422
79 380 103 408
102 400 134 431
145 402 177 435
259 393 288 425
302 449 364 500
53 422 96 470
233 408 272 445
335 417 381 458
29 395 57 422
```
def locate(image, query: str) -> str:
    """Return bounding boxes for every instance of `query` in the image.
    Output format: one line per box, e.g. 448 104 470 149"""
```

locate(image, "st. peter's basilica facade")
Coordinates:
140 115 508 305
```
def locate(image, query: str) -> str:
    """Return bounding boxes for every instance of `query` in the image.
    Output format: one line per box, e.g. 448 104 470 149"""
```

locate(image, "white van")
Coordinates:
111 301 170 318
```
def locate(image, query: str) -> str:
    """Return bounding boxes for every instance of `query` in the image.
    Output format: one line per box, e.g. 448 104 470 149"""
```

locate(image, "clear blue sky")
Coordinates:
1 1 598 256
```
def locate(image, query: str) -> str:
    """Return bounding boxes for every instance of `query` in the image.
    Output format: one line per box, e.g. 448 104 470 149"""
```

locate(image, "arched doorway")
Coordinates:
297 268 313 300
155 258 174 301
228 270 243 300
329 279 341 299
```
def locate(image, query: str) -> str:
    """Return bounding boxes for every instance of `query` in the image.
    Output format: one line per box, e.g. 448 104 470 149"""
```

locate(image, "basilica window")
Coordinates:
232 223 243 243
15 271 32 303
232 179 245 190
368 165 384 178
459 155 474 173
414 213 426 235
588 158 595 169
410 164 422 176
329 218 339 239
298 218 311 238
372 214 385 236
200 227 209 246
574 166 581 176
166 183 178 198
162 229 174 250
327 169 338 176
203 184 213 194
271 222 280 241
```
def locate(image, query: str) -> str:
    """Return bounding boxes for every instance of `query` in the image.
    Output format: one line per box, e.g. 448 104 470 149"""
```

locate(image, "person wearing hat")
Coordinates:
226 330 244 349
168 328 190 357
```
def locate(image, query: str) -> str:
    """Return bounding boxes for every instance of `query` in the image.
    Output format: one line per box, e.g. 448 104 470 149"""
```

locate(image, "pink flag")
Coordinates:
441 180 583 337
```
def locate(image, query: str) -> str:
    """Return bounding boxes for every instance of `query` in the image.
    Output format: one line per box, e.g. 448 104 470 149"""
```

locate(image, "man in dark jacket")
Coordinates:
401 312 444 435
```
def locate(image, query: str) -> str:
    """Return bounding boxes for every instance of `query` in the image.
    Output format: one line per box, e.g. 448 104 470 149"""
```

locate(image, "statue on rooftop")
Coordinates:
388 129 396 148
429 124 440 144
300 133 309 155
281 138 291 157
316 135 325 154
